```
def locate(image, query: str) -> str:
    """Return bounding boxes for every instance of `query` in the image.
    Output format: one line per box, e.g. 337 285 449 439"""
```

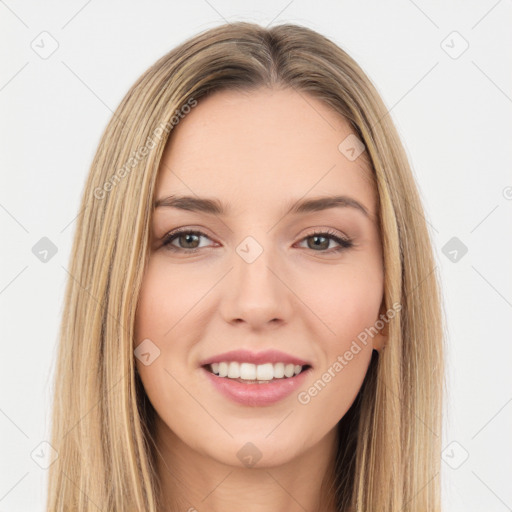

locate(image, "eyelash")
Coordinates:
161 228 354 254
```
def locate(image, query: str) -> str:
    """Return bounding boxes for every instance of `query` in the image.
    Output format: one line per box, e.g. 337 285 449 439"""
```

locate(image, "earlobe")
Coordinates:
372 303 389 353
372 329 387 353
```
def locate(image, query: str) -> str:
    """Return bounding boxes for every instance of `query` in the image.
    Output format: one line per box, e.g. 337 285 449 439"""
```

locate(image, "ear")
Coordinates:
372 303 389 354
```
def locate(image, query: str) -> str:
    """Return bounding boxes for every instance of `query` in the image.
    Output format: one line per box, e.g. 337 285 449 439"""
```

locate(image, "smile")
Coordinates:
206 361 310 382
201 364 312 406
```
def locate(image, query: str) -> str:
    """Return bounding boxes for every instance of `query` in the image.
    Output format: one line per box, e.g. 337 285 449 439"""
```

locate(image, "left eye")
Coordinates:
161 229 353 253
296 229 353 252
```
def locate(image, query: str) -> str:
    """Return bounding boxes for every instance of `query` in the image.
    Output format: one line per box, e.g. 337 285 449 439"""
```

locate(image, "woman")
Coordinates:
47 21 445 511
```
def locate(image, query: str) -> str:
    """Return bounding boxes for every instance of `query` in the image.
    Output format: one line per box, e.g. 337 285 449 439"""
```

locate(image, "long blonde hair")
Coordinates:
47 21 445 511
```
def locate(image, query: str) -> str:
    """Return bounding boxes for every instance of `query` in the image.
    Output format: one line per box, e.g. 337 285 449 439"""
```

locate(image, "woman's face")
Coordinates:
134 87 386 468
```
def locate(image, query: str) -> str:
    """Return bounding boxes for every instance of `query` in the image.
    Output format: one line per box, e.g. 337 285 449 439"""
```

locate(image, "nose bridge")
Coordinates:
220 233 292 325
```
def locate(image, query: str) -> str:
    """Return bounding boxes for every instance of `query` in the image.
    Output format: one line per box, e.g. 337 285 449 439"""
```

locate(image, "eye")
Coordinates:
297 229 353 253
161 228 353 254
161 229 214 252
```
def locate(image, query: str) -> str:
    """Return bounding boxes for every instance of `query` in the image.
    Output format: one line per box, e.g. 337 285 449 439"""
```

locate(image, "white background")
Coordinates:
1 1 511 510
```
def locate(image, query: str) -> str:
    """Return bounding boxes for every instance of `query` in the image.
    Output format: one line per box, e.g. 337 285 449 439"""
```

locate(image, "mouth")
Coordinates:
200 362 313 406
202 362 313 384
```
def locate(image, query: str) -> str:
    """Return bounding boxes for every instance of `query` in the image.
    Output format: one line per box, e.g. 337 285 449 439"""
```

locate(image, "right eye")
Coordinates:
161 229 215 252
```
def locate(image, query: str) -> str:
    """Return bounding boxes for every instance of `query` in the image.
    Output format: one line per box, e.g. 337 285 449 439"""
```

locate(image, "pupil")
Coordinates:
309 235 328 250
182 233 199 248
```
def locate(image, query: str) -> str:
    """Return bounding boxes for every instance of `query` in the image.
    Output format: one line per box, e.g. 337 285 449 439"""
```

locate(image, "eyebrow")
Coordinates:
154 194 371 218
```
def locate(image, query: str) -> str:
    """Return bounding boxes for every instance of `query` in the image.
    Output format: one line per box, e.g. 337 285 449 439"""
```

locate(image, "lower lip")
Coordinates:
201 366 312 406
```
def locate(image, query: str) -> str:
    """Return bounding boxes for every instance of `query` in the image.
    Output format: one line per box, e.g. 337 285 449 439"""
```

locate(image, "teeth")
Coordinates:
227 361 239 378
273 362 285 378
284 364 295 378
218 362 228 377
256 363 273 380
240 362 256 380
208 362 304 380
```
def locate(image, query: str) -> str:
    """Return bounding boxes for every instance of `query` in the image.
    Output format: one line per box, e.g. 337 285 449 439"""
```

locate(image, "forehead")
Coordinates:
155 87 376 216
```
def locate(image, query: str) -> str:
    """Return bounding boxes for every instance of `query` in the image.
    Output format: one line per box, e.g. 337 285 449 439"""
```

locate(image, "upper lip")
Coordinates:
199 349 312 367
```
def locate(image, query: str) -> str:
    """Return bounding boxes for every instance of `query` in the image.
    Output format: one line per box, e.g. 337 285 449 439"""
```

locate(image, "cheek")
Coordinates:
303 260 383 342
135 261 162 342
297 269 380 418
133 262 199 424
133 262 183 394
134 258 203 342
335 279 382 343
134 258 212 400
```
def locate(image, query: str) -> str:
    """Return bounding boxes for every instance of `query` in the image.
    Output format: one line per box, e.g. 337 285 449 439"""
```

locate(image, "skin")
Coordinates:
134 87 387 512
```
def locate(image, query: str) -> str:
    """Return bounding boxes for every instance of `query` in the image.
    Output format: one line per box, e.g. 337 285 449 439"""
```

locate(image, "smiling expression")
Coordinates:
134 86 386 467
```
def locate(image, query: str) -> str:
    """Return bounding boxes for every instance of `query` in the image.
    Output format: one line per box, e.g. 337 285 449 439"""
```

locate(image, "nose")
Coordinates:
218 240 294 330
